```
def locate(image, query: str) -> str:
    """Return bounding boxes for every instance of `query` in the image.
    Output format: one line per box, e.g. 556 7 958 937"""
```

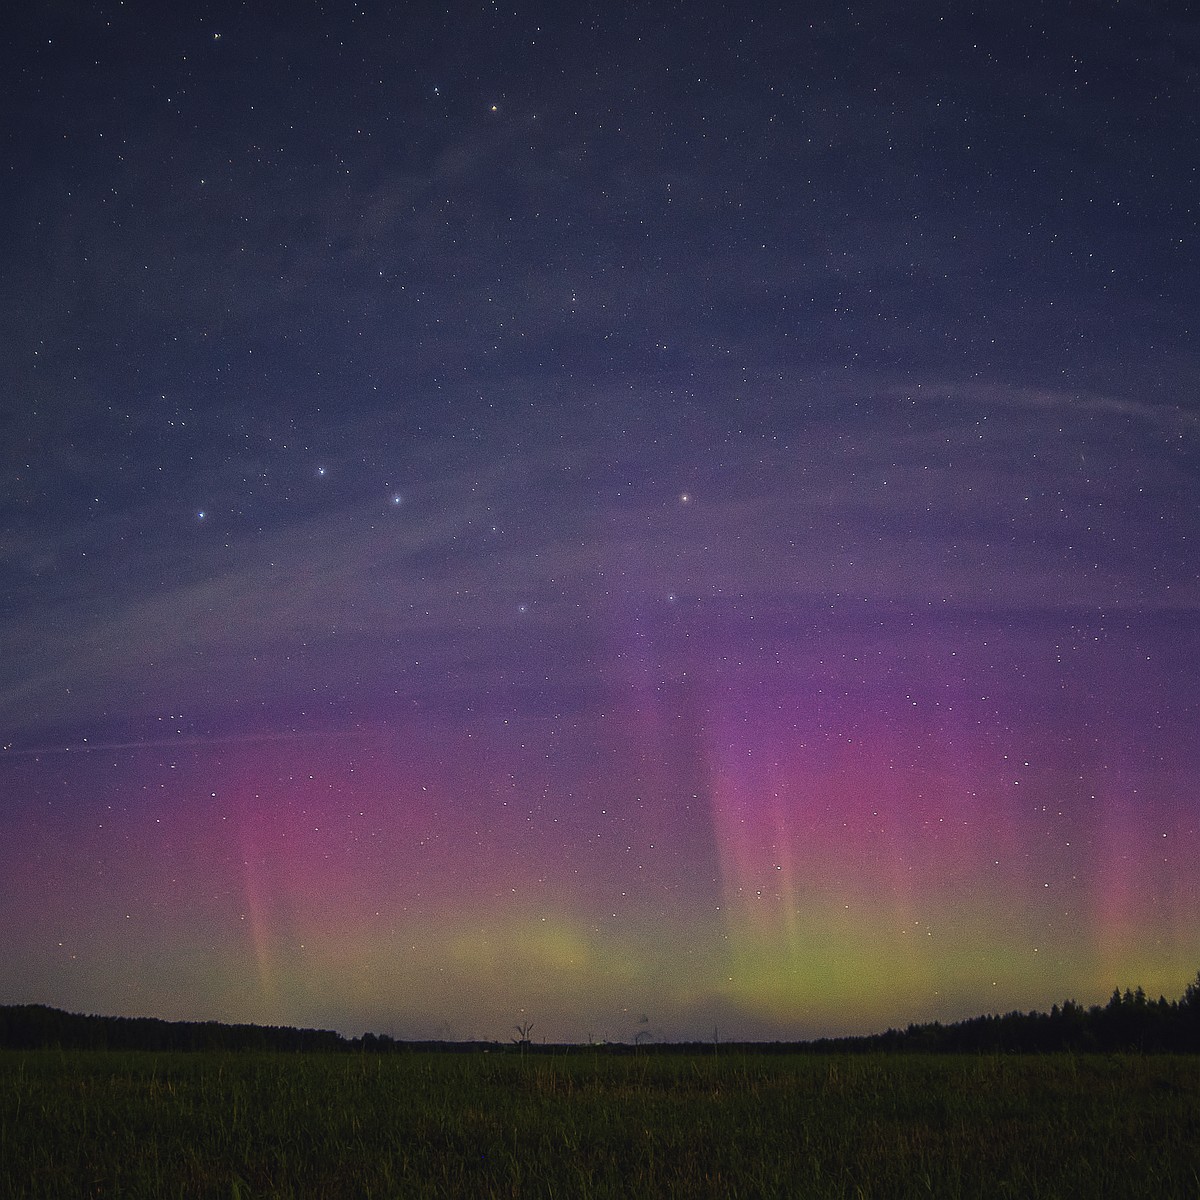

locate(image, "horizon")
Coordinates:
2 2 1197 1047
9 968 1198 1047
7 969 1198 1048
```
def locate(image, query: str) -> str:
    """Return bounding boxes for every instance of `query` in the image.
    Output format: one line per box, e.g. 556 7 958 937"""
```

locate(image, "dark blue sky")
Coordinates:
1 1 1197 1040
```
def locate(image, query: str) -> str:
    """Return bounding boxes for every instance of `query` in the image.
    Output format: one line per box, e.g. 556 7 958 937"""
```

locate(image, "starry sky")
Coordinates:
2 0 1198 1043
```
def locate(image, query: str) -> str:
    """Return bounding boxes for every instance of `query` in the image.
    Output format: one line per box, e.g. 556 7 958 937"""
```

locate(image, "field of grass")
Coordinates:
2 1048 1198 1198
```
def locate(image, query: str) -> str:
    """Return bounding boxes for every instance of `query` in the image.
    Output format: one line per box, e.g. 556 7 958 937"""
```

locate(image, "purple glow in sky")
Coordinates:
2 1 1197 1041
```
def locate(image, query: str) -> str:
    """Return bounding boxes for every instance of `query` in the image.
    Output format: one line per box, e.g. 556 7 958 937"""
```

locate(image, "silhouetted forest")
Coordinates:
799 973 1200 1055
0 1005 500 1054
3 973 1198 1053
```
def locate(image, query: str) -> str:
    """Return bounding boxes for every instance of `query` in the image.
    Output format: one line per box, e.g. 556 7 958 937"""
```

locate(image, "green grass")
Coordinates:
2 1049 1198 1198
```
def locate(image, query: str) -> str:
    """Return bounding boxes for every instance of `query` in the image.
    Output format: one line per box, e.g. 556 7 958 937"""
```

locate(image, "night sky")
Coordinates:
2 1 1198 1043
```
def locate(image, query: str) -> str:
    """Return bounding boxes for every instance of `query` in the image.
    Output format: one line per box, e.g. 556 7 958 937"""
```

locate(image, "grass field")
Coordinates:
2 1048 1198 1198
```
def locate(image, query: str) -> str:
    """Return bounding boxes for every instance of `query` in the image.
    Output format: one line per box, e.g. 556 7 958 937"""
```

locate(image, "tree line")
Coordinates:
2 972 1198 1053
0 1004 508 1053
801 973 1200 1055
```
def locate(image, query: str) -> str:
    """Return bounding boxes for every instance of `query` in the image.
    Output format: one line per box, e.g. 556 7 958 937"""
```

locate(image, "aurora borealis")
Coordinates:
2 2 1198 1043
